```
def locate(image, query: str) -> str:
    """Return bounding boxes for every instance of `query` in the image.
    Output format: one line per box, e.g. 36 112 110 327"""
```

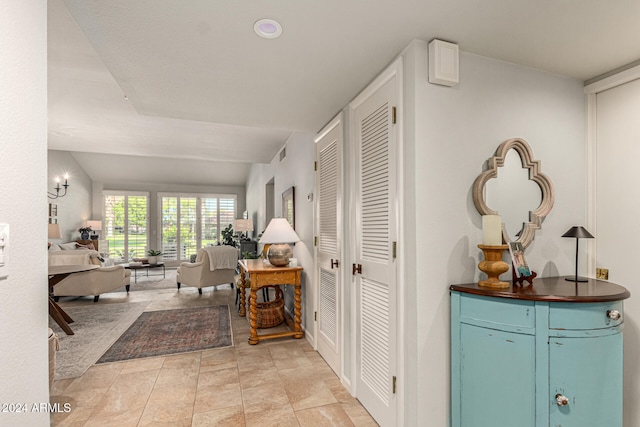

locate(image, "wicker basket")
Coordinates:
256 286 284 328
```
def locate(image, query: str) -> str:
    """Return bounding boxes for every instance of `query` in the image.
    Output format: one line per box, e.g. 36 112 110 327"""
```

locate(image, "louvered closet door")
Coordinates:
352 68 398 427
314 114 343 376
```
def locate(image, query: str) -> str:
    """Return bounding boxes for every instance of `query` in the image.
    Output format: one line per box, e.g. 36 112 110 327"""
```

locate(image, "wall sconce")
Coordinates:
48 174 70 199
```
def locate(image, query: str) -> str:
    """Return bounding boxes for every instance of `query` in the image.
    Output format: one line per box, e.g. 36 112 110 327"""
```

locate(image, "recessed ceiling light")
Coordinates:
254 19 282 39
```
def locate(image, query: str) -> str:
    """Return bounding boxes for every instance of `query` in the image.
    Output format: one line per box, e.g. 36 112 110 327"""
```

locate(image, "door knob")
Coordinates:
607 310 621 321
555 394 569 407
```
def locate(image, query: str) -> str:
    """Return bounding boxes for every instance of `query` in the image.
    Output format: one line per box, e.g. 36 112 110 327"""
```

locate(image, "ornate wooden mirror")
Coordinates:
473 138 554 248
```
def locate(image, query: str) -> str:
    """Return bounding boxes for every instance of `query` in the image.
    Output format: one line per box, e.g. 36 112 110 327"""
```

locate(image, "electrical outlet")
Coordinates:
596 268 609 280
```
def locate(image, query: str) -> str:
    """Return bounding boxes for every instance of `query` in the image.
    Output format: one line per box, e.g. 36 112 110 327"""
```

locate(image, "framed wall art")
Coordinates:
282 186 295 229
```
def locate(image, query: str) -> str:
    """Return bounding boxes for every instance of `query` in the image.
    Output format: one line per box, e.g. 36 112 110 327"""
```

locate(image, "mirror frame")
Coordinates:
473 138 554 248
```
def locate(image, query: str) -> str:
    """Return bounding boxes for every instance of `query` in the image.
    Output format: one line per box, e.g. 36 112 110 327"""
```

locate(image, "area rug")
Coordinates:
97 305 232 363
49 301 149 379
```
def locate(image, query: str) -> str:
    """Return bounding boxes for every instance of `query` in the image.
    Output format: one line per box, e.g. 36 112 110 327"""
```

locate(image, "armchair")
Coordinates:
52 265 131 302
177 246 238 294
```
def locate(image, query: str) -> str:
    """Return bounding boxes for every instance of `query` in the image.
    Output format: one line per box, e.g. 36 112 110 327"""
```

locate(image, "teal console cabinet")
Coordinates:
450 277 630 427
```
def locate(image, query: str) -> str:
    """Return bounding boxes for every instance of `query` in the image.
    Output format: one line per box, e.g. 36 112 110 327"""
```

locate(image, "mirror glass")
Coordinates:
485 149 541 238
473 138 554 248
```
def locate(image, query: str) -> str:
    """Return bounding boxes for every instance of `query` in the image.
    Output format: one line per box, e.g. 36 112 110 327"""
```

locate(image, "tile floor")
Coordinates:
50 273 377 426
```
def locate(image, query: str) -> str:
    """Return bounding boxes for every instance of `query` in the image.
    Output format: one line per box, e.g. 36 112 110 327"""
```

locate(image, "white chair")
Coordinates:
52 265 131 302
177 246 238 294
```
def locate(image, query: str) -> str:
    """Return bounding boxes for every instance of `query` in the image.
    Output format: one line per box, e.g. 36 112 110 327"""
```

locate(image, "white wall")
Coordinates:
245 132 316 335
402 41 586 425
0 1 50 425
47 150 94 241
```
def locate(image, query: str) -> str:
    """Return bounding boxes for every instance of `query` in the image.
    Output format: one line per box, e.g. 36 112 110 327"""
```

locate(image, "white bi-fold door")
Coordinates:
314 114 344 376
349 59 400 427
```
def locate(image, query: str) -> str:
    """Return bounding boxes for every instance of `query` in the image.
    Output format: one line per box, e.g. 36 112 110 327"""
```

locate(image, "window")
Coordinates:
159 194 236 261
103 192 149 262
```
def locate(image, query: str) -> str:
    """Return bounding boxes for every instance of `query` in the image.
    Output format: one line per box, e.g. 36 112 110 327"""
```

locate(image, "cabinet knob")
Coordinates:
607 310 622 321
555 394 569 407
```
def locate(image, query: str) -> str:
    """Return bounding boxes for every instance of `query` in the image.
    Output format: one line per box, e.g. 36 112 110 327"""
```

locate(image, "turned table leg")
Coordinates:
293 282 303 339
239 268 247 317
248 288 259 345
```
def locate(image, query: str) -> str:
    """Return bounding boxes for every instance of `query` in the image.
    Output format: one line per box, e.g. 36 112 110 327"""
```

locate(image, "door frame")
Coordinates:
347 57 405 426
584 64 640 275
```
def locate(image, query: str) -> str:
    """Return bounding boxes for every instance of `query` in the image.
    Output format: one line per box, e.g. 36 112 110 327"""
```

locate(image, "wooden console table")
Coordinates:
238 259 303 345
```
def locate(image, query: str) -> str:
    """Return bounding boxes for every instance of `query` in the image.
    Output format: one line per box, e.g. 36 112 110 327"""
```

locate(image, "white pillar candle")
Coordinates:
482 215 502 246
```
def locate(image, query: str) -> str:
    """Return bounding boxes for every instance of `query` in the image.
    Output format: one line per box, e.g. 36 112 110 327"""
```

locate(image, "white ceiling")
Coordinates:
48 0 640 186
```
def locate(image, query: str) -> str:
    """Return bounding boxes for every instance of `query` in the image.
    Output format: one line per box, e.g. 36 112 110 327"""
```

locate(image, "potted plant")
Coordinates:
147 249 162 265
221 224 235 246
78 226 92 240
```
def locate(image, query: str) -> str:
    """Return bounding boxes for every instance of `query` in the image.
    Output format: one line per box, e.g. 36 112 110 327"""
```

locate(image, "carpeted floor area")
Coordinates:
97 305 232 363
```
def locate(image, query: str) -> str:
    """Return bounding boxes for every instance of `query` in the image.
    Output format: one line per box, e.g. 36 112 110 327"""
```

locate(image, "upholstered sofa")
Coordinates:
49 243 130 302
177 246 238 294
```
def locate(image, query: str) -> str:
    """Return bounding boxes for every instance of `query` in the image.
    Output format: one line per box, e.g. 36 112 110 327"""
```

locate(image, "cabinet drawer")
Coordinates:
459 294 534 330
549 301 623 330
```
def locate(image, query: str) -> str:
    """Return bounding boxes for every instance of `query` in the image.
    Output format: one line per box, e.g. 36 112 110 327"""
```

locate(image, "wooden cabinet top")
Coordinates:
238 258 303 273
450 276 630 303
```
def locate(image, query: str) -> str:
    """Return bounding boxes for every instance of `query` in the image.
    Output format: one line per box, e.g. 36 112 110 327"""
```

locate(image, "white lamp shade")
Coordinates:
86 220 102 231
233 219 254 233
259 218 300 244
48 223 62 239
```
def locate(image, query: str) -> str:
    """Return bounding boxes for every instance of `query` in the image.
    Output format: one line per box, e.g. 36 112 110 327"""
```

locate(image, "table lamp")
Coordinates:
259 218 300 266
48 223 61 239
86 220 102 239
562 226 594 282
233 219 254 241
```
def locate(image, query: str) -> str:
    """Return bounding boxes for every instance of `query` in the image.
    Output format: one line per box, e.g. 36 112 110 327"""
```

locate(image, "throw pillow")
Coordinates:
76 242 95 250
48 243 62 252
59 242 79 250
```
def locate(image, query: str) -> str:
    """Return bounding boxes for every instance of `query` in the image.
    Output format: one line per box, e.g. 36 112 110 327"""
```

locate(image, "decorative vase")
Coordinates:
147 256 158 265
267 244 293 267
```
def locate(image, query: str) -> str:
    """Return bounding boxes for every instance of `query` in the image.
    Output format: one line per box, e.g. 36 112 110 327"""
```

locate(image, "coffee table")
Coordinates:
122 262 165 283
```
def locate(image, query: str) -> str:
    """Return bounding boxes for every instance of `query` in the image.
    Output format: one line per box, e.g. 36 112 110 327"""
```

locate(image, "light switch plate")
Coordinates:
0 223 9 280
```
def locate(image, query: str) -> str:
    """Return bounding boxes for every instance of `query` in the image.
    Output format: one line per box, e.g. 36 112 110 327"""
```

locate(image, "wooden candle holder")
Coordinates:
477 244 510 288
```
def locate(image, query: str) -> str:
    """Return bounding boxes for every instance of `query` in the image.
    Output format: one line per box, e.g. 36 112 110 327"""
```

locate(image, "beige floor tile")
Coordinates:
64 363 123 393
340 401 379 426
295 403 356 426
194 382 243 414
83 407 145 427
120 356 165 374
138 384 196 426
197 366 239 388
192 405 246 426
244 406 300 427
52 282 377 427
51 378 74 395
242 384 291 413
51 386 110 412
49 400 94 426
90 369 160 418
239 367 284 391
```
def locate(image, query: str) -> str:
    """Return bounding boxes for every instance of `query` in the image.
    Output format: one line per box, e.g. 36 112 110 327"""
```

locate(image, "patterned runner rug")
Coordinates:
97 305 232 363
